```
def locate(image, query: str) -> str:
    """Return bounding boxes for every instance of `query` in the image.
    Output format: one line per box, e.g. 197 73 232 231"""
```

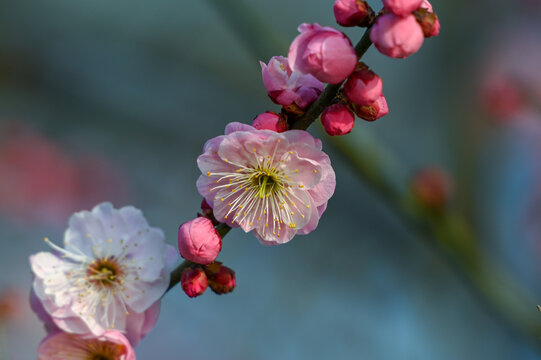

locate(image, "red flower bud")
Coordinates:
181 267 208 298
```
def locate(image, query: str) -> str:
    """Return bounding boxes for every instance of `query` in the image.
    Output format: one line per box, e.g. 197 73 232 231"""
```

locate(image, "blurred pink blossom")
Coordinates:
0 123 129 227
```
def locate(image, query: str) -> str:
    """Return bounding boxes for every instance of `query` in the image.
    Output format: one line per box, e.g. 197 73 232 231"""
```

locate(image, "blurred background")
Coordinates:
1 0 541 358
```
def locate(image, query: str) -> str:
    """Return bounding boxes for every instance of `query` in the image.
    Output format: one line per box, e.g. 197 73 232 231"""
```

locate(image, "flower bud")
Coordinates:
288 23 358 84
411 167 453 210
353 95 389 121
260 56 324 109
321 104 355 136
252 111 288 132
480 75 522 118
370 14 424 58
333 0 374 27
382 0 423 16
414 7 440 37
206 262 236 295
181 267 208 298
199 198 218 225
343 64 383 106
178 217 222 265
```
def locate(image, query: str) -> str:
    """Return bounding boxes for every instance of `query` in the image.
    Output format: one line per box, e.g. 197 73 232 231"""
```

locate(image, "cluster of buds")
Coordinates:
257 0 439 136
178 202 236 298
371 0 440 58
180 262 236 298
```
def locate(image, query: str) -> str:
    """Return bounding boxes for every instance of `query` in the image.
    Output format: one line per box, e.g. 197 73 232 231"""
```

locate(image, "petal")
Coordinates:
224 122 254 135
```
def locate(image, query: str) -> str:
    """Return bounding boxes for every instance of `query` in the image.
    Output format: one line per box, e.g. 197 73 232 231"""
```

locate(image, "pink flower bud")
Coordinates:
206 262 236 295
321 104 355 136
260 56 324 109
416 1 440 37
288 23 358 84
370 14 424 58
178 217 222 265
333 0 374 27
382 0 423 16
252 111 287 132
354 95 389 121
480 75 522 119
181 267 208 298
411 167 453 210
343 65 383 106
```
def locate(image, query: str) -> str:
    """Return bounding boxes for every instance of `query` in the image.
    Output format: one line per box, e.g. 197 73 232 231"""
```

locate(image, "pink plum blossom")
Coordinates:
382 0 423 16
181 267 208 298
196 122 336 244
30 203 177 346
252 111 287 132
343 65 383 106
288 23 358 84
370 14 424 58
321 104 356 136
37 330 135 360
261 56 324 109
354 94 389 121
178 217 222 265
333 0 373 27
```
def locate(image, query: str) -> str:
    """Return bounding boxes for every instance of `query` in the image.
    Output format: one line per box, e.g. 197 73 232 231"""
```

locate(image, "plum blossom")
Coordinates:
196 123 336 244
30 203 177 345
37 330 135 360
260 56 324 109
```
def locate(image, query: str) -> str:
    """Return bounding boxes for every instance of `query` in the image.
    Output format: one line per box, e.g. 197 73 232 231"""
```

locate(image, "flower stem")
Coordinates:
166 260 192 293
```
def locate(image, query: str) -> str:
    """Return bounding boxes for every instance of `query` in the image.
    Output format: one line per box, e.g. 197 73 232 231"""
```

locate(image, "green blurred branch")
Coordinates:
331 131 541 348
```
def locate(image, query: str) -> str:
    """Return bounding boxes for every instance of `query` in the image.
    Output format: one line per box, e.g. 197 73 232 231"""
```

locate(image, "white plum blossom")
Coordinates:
30 203 177 345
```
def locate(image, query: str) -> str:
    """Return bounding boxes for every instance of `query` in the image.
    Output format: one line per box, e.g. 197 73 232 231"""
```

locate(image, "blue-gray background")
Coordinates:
0 0 540 359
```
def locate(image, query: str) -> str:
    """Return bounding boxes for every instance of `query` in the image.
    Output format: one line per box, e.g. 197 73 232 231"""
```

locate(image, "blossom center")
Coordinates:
87 341 125 360
87 257 123 289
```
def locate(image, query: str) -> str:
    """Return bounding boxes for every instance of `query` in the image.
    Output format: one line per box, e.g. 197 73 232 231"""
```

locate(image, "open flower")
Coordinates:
37 330 135 360
30 203 176 345
196 123 336 244
260 56 324 109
